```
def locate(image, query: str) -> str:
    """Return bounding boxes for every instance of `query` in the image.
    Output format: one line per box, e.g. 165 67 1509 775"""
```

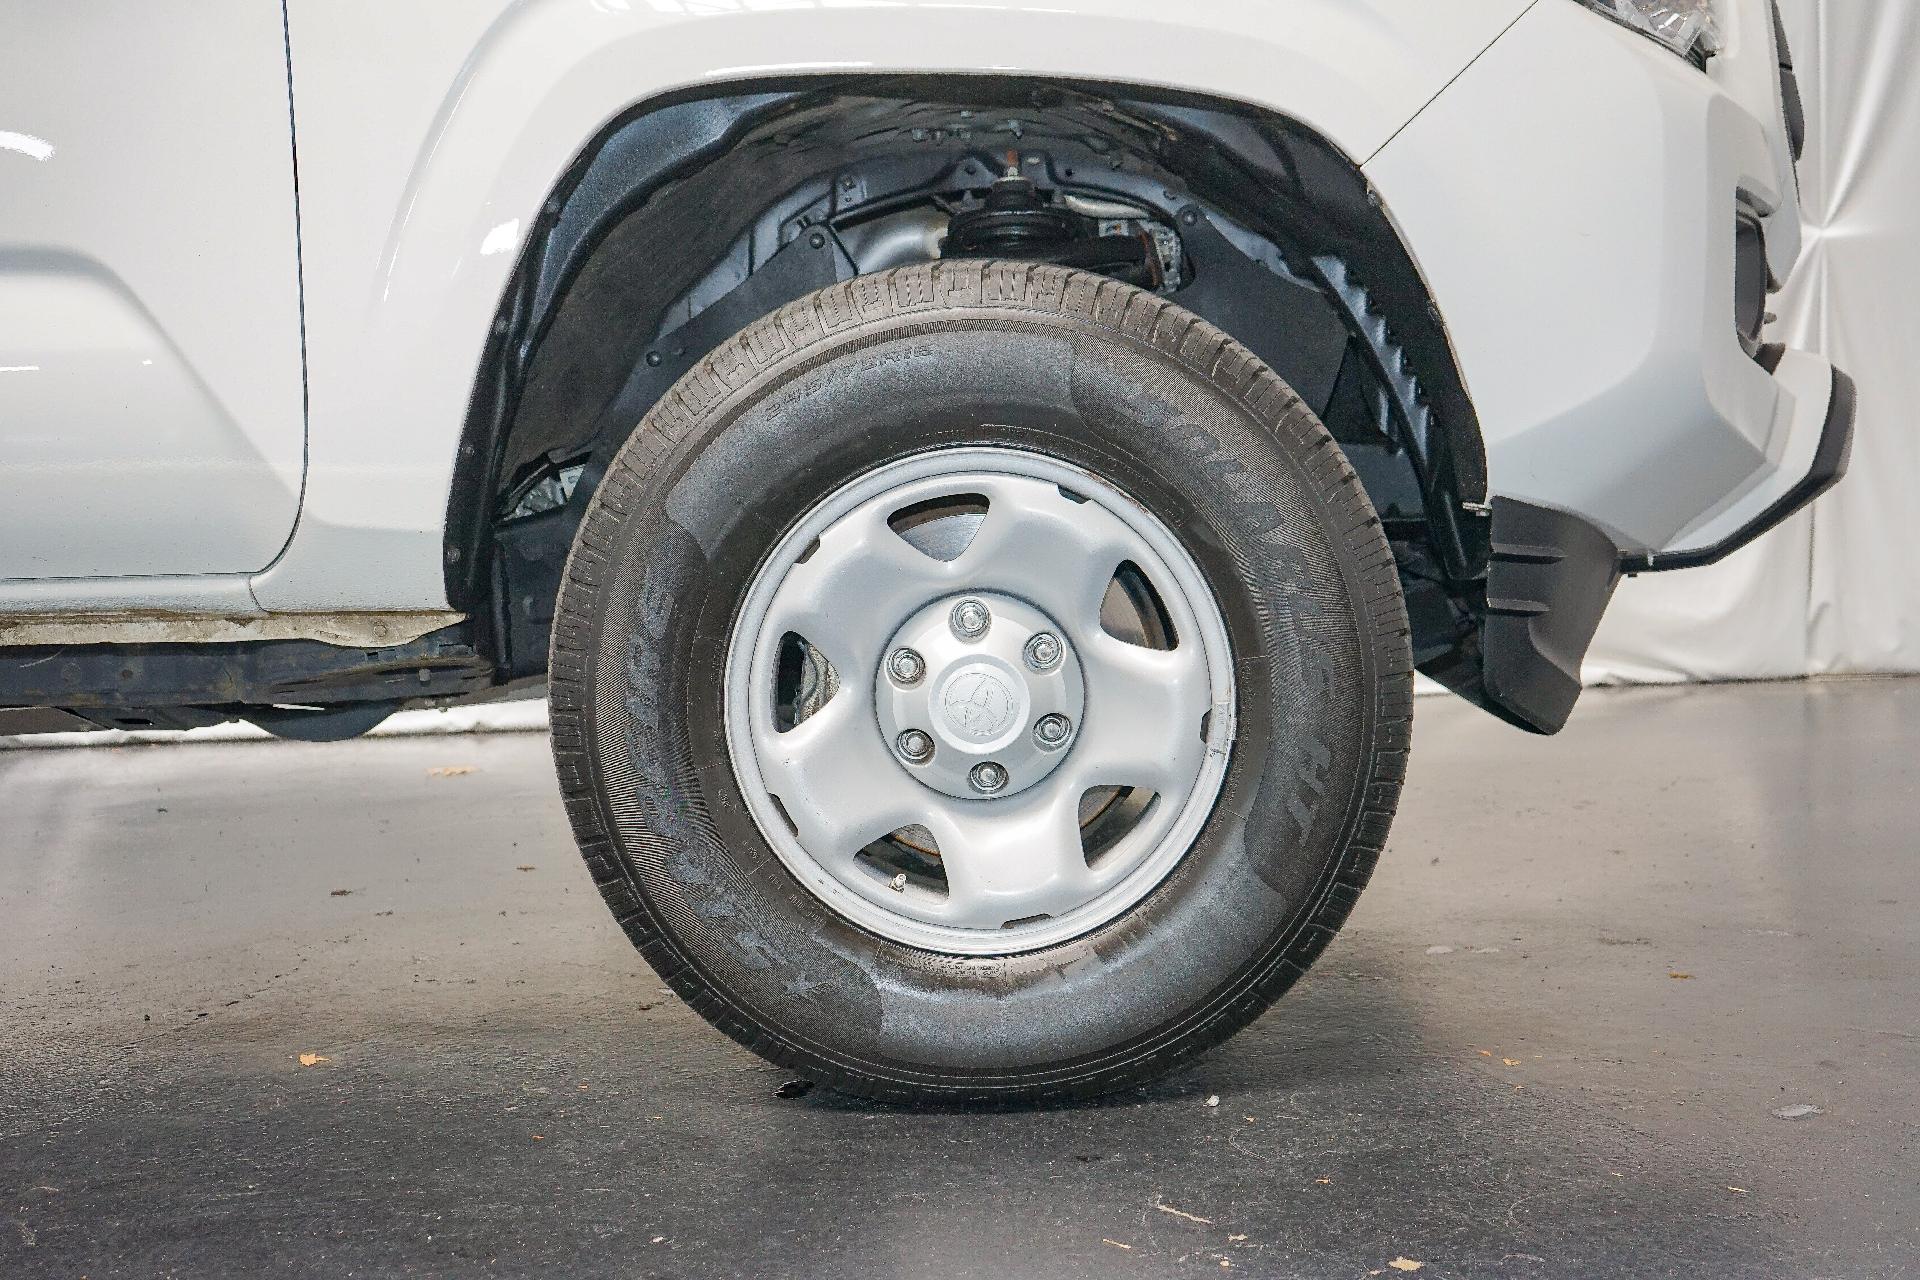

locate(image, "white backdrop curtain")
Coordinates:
1586 0 1920 682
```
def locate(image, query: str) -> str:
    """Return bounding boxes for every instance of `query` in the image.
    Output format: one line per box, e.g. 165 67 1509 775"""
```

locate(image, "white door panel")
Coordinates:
0 2 305 580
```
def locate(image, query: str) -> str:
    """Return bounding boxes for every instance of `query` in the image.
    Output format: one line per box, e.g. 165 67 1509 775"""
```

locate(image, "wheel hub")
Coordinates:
876 592 1084 801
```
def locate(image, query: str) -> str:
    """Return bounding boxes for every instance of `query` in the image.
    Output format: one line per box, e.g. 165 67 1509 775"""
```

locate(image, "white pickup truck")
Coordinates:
0 0 1849 1100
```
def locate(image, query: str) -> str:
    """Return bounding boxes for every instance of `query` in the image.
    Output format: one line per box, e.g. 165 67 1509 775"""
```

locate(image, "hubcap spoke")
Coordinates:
755 693 923 857
767 503 949 675
952 476 1134 633
1068 635 1212 795
926 791 1096 930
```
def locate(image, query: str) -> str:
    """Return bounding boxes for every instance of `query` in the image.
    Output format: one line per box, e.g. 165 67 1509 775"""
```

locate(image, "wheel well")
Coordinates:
445 76 1491 682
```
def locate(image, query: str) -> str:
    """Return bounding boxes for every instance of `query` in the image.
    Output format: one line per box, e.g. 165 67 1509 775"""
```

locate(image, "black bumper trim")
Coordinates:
1419 497 1622 736
1619 364 1856 575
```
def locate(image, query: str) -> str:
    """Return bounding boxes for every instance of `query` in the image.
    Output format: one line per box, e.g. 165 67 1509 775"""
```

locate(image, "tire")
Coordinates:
549 261 1411 1103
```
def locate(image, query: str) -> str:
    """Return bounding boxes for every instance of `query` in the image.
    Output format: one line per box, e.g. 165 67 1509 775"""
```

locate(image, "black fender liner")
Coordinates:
444 79 1493 616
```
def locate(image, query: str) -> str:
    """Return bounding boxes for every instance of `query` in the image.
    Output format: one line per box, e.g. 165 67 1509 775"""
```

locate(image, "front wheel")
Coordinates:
549 262 1410 1102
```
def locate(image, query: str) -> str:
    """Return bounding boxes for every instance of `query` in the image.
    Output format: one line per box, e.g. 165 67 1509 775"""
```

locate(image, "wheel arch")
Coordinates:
442 75 1494 692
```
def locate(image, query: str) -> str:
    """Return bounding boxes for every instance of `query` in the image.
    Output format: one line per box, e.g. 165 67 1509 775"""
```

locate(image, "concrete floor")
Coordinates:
1 681 1915 1278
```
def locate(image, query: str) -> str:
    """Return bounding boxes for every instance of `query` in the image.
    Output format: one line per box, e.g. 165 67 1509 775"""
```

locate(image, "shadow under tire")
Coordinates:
549 262 1411 1103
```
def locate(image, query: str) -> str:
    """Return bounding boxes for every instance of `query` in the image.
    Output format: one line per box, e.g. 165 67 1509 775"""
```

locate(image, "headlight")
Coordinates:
1575 0 1720 60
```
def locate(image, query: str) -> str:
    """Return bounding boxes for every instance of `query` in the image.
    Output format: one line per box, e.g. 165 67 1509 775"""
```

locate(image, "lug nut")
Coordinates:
886 647 925 685
896 729 934 764
968 761 1010 795
1033 713 1072 748
1024 632 1063 672
950 598 992 640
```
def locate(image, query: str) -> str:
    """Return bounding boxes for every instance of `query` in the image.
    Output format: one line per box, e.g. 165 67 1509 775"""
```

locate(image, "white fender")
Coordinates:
255 0 1530 610
1366 0 1817 554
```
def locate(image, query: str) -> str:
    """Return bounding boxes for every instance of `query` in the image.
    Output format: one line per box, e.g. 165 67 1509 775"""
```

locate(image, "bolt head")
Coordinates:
968 761 1009 795
1024 632 1063 672
896 730 934 764
950 598 992 640
1033 713 1072 748
887 648 925 685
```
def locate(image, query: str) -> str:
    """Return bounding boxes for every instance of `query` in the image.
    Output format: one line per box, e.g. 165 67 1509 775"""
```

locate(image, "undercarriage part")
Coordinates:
0 625 492 740
239 703 404 742
56 706 235 734
940 169 1157 286
0 706 107 735
454 78 1492 711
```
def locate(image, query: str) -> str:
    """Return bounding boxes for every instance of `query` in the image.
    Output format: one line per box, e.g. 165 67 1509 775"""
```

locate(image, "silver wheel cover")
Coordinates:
723 446 1234 955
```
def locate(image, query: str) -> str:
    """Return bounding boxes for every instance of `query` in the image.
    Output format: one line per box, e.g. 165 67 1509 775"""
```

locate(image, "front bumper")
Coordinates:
1621 356 1855 572
1368 0 1852 730
1366 0 1842 560
1440 363 1854 735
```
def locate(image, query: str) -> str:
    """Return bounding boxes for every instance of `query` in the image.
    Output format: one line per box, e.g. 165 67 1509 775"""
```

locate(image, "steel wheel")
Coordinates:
725 447 1233 955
